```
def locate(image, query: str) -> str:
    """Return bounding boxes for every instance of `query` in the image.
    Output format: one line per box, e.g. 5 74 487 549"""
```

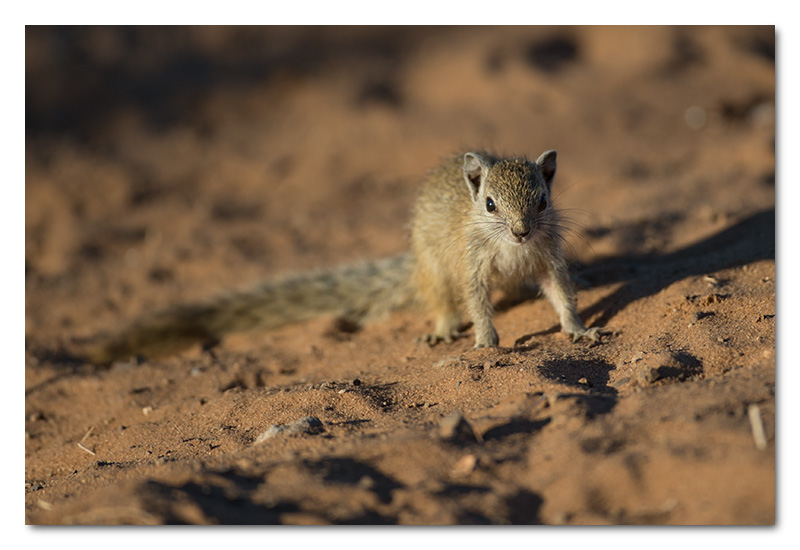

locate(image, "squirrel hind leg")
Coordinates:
416 310 464 346
411 266 465 346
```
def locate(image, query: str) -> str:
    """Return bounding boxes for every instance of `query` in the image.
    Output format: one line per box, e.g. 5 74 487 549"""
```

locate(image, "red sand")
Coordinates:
25 26 774 525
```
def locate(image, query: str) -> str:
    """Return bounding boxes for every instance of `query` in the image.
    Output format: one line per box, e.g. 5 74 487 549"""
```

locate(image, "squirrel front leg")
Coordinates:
464 267 499 348
540 258 603 344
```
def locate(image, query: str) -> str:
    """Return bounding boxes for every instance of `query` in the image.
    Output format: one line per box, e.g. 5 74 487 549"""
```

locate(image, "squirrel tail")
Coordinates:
84 253 414 364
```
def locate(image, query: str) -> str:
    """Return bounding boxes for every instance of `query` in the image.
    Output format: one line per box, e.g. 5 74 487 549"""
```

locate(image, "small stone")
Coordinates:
433 356 461 369
255 416 325 444
612 376 632 388
352 378 362 386
637 367 660 385
684 106 707 130
357 475 375 489
750 102 775 127
705 293 727 304
692 311 712 322
451 454 478 477
438 411 480 443
551 512 570 525
280 512 331 526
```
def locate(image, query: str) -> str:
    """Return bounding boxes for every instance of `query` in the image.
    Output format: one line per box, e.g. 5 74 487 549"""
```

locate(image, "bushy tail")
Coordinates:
84 254 414 364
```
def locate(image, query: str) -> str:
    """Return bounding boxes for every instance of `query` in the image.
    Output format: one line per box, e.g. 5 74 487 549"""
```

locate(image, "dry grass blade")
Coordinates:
747 404 767 451
78 426 97 455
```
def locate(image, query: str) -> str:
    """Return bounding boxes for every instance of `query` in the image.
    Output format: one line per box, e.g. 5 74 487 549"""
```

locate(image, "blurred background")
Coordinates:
25 26 774 340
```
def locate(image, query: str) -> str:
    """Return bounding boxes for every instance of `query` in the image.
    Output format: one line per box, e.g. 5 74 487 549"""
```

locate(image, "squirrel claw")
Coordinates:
570 327 607 345
473 327 499 349
472 341 497 350
417 330 464 346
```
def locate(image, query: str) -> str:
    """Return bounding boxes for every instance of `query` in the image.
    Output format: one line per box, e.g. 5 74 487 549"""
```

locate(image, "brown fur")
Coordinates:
84 151 602 364
409 151 601 348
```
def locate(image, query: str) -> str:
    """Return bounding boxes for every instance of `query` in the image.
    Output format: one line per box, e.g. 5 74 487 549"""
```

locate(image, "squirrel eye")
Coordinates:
540 196 548 210
486 197 496 212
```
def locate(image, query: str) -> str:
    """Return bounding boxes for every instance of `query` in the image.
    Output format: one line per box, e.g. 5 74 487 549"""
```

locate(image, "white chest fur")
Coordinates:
491 238 547 286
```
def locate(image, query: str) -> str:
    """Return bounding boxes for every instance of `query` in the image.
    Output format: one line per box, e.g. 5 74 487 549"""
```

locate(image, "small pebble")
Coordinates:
433 356 461 369
612 376 632 388
750 102 774 127
255 416 325 444
692 311 710 322
438 411 480 443
451 454 478 477
684 106 707 130
637 367 660 385
357 475 375 489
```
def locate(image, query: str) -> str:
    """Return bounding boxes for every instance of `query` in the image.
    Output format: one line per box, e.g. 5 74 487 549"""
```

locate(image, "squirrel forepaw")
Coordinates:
417 330 464 346
473 326 499 349
570 326 607 345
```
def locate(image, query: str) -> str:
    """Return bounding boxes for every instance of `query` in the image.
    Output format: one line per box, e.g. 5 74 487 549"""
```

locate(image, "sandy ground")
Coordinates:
25 26 775 525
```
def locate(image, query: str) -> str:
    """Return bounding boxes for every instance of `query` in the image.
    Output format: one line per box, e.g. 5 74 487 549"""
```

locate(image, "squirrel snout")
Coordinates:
510 223 531 239
508 223 532 243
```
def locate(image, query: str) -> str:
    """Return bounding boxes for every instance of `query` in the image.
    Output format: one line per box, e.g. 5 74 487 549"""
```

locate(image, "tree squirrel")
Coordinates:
85 150 602 364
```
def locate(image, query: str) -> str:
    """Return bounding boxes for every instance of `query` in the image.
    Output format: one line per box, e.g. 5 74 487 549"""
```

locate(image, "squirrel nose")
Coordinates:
511 225 531 238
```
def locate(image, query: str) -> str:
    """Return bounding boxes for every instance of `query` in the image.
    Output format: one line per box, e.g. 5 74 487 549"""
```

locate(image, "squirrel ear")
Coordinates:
535 150 557 190
463 152 490 202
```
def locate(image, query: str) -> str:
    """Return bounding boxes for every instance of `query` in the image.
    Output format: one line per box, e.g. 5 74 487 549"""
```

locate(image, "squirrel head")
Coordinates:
462 150 557 245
